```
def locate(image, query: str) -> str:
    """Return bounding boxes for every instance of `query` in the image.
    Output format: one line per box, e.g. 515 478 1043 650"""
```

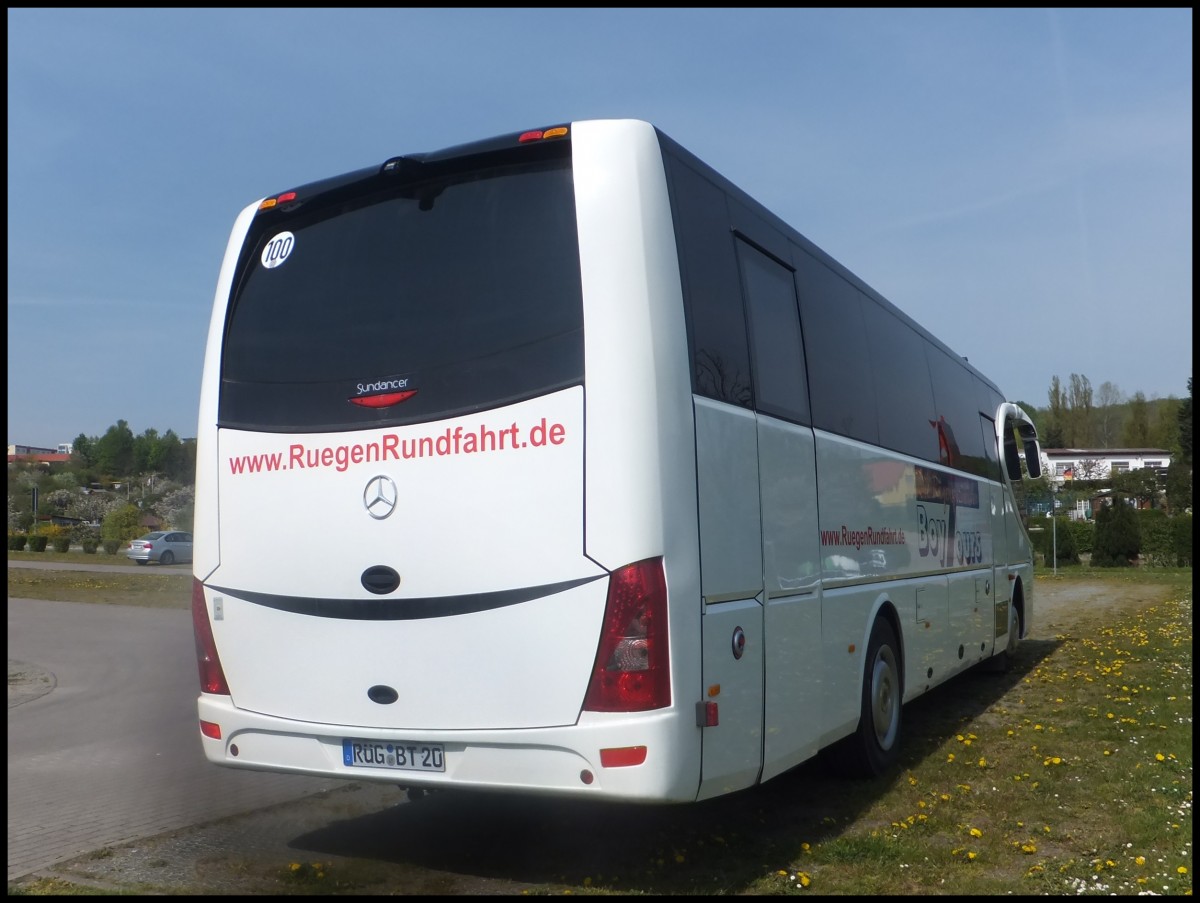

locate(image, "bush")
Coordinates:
27 535 49 552
1170 513 1192 567
1137 509 1174 567
8 534 28 551
1047 517 1079 565
81 538 100 554
1092 501 1141 567
51 536 71 553
102 539 122 555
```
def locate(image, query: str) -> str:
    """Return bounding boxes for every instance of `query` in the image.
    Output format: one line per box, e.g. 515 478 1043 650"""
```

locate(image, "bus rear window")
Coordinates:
219 154 584 432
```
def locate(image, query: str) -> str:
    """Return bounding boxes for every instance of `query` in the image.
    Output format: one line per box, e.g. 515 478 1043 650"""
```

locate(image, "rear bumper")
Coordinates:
197 694 699 803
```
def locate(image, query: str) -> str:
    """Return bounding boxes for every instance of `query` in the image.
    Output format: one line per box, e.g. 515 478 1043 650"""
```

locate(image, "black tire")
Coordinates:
845 617 903 777
135 559 148 566
159 551 174 566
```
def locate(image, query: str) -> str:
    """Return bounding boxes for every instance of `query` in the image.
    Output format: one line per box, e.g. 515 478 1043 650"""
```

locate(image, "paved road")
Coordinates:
7 596 350 883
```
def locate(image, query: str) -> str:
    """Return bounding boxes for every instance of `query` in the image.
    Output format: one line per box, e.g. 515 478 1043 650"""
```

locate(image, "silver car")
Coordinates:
126 531 193 566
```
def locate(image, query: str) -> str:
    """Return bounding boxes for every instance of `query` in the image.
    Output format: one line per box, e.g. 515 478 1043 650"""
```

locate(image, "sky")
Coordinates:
7 8 1193 449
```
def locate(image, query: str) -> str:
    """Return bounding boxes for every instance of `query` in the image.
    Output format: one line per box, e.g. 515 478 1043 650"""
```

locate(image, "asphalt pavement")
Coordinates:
6 592 353 883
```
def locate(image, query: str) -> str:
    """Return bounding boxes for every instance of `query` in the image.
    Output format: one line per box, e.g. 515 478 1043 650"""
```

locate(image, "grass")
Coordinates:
8 548 190 607
5 562 1192 895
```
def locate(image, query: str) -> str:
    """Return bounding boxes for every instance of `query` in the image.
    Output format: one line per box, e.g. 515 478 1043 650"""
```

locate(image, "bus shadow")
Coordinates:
287 636 1063 893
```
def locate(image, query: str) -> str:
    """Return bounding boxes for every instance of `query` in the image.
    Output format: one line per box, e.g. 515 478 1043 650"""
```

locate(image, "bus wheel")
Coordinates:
852 617 902 776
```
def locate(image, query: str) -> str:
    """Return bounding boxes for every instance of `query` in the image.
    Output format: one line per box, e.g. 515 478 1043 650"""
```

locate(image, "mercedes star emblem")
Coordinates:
363 474 398 520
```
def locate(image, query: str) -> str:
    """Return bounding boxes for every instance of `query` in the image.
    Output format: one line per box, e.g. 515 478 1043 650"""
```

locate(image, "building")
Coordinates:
1042 448 1172 488
7 444 73 465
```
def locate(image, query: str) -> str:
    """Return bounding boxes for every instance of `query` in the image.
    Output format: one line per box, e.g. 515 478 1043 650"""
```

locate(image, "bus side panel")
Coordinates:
813 431 1001 739
692 399 763 801
758 415 822 783
195 200 260 580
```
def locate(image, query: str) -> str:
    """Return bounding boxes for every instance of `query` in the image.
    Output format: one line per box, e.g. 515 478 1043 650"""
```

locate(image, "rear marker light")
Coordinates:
192 578 231 695
349 390 418 408
599 746 648 768
518 126 569 143
200 720 222 740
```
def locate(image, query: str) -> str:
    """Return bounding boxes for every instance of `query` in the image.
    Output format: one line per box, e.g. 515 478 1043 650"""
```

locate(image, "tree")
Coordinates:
94 420 135 477
1046 376 1068 448
1092 499 1140 566
1165 461 1192 514
101 504 144 543
70 433 96 470
1123 392 1151 447
1179 377 1193 467
1067 373 1095 447
1111 468 1160 509
1095 381 1124 448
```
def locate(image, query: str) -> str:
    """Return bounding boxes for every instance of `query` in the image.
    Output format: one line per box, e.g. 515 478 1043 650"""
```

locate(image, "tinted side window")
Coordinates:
794 248 878 444
736 238 809 424
926 347 990 477
862 299 937 460
662 155 752 408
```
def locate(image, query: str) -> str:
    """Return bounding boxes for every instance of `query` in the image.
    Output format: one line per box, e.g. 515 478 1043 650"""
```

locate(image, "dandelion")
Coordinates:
967 851 978 860
1136 856 1147 866
947 753 956 763
1022 843 1037 854
969 827 983 838
978 757 987 768
1178 866 1188 875
289 863 302 872
1156 753 1166 762
798 872 812 887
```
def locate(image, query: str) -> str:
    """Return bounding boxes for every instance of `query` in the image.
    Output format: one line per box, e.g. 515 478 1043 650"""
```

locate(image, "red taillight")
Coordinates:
143 543 152 550
348 390 418 408
192 578 230 695
583 558 670 712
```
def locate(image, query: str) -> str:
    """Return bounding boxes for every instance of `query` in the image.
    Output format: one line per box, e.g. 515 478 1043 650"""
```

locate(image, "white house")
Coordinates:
1041 448 1172 488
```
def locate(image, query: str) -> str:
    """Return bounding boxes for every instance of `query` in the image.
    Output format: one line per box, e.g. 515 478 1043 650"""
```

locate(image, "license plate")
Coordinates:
342 738 445 772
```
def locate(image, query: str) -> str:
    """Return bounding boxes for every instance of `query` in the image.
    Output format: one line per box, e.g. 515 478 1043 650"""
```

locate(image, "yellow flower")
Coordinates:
947 753 956 763
977 757 987 767
1135 856 1146 866
1178 866 1189 875
1156 753 1166 762
969 827 983 838
1022 843 1037 854
967 851 977 861
289 863 301 872
798 873 812 887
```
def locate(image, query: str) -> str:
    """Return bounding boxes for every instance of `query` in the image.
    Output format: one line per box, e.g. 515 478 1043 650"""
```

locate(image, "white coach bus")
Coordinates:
192 119 1042 803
